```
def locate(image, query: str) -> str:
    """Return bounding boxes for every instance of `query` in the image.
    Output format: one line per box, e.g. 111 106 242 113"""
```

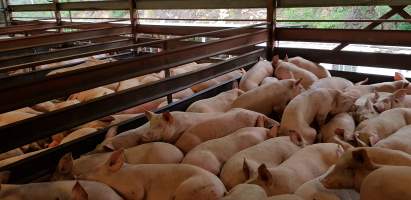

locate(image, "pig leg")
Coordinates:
174 177 225 200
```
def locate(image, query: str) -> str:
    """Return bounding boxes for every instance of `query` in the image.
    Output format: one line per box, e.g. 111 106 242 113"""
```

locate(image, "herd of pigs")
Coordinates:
1 54 411 200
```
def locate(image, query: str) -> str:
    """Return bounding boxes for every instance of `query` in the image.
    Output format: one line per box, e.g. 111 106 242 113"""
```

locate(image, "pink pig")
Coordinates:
220 136 301 190
232 79 304 115
182 127 275 175
175 108 279 153
280 88 355 145
239 60 274 91
287 56 331 79
273 55 318 89
78 150 226 200
186 88 244 113
246 143 344 196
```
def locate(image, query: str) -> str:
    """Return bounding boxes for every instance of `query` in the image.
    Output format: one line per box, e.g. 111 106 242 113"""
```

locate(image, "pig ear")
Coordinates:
257 164 273 185
294 78 303 87
106 149 125 172
289 130 304 147
334 128 345 139
395 72 405 81
243 158 252 180
162 112 174 123
284 54 289 62
392 89 407 102
105 126 117 139
240 68 247 75
373 91 380 102
369 135 380 146
144 110 155 121
57 153 74 174
72 181 88 200
355 78 368 86
351 149 377 170
354 134 369 147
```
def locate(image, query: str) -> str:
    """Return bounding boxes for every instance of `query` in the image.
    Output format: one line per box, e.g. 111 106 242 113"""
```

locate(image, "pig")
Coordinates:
52 142 183 180
352 92 382 123
220 136 301 190
310 77 356 91
287 56 331 79
116 78 142 91
182 127 275 175
171 62 211 76
118 98 165 114
319 113 355 148
60 128 97 144
344 80 409 100
186 88 244 113
239 60 274 91
295 169 360 200
267 194 304 200
0 110 37 127
321 147 411 191
0 149 23 161
231 79 304 115
98 111 217 151
47 58 112 76
373 89 411 113
394 72 411 94
273 55 319 89
375 125 411 154
354 108 411 146
260 77 279 85
221 184 267 200
246 143 344 196
78 150 226 200
360 166 411 200
0 179 124 200
191 70 243 93
175 108 279 153
279 88 356 145
68 87 114 102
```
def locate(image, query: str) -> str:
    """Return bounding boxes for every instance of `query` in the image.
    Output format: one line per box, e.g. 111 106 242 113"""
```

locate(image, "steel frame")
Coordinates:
0 0 410 184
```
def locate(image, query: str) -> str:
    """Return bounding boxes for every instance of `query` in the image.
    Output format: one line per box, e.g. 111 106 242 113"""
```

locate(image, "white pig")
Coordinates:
239 60 274 91
375 124 411 154
280 88 355 145
221 184 267 200
52 142 183 180
273 55 318 89
220 136 301 189
246 143 344 196
287 56 331 79
182 127 275 175
77 150 226 200
232 79 304 115
175 108 279 153
186 88 244 113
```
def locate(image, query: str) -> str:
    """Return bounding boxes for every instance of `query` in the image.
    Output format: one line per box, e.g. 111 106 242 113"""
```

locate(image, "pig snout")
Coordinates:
373 104 384 113
320 176 339 189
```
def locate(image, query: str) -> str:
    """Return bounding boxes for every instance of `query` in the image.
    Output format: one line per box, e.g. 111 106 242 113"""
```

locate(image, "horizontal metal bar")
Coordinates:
277 19 411 23
0 26 131 52
277 28 411 46
0 76 239 184
0 21 123 35
330 70 401 84
277 47 411 70
277 0 411 8
137 24 265 36
0 48 263 153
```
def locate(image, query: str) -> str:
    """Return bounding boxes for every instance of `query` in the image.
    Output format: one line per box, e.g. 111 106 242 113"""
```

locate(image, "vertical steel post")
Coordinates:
0 0 5 26
53 0 62 32
266 0 274 61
